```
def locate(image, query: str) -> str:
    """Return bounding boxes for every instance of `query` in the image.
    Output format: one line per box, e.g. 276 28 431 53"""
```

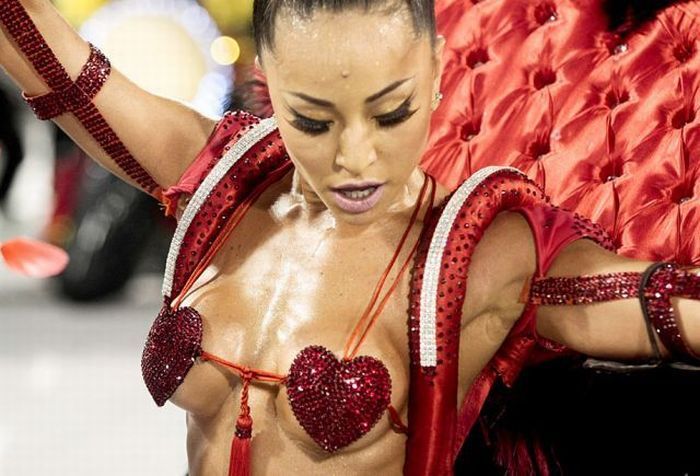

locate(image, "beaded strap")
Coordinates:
642 263 700 363
0 0 161 196
527 264 700 364
638 262 666 362
526 272 642 305
22 44 109 120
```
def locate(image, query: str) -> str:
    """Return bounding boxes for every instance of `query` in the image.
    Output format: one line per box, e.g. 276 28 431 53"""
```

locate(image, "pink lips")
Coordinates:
331 184 385 214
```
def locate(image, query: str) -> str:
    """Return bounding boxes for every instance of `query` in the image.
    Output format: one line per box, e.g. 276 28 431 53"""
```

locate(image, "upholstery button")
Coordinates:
528 139 551 159
534 3 558 25
673 40 696 63
605 89 630 109
599 161 623 182
466 47 490 69
602 32 631 56
672 107 696 129
671 183 694 204
533 67 556 89
460 120 481 141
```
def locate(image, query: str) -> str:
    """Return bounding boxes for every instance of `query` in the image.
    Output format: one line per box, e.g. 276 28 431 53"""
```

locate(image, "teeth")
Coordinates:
339 186 377 200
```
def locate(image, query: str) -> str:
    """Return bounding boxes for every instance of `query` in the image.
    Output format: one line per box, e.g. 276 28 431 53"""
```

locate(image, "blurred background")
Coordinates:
0 0 255 474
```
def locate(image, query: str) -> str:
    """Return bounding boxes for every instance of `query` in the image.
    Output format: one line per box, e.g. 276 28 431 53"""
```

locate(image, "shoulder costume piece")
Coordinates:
142 112 290 408
403 166 615 475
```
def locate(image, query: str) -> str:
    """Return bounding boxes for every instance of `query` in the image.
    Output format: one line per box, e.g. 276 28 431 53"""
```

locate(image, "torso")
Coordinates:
169 168 534 476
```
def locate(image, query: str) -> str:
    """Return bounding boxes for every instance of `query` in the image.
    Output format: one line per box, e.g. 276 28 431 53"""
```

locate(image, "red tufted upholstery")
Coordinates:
423 0 700 266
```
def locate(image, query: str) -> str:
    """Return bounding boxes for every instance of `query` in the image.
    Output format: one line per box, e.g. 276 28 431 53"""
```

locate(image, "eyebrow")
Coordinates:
286 77 413 108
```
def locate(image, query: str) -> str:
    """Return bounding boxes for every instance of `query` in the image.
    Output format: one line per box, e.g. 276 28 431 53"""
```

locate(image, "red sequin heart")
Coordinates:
141 305 203 407
286 345 392 452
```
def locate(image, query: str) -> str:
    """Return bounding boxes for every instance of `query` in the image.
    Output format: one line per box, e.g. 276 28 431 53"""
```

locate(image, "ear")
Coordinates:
431 35 446 98
254 54 264 72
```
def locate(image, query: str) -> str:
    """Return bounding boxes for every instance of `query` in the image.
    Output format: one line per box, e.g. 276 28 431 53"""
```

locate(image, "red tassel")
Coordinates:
228 375 253 476
228 415 252 476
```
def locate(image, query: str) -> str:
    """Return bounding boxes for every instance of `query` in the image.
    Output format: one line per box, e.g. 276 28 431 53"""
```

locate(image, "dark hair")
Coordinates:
253 0 436 57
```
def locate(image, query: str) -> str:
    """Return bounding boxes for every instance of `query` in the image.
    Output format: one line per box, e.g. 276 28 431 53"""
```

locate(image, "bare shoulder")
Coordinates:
454 209 538 397
461 210 537 328
547 236 626 276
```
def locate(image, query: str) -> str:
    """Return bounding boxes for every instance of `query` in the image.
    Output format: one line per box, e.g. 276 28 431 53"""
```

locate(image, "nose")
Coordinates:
334 122 378 175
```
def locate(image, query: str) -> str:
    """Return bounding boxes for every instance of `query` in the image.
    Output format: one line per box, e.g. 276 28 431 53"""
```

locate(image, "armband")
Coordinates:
0 0 161 196
527 263 700 364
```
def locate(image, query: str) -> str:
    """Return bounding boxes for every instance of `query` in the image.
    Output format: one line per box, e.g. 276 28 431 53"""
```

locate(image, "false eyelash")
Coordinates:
291 113 332 135
288 94 418 136
375 96 418 127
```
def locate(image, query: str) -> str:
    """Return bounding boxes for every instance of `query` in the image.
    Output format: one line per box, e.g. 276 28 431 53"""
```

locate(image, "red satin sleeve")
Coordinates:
453 201 615 473
160 111 248 218
402 167 616 476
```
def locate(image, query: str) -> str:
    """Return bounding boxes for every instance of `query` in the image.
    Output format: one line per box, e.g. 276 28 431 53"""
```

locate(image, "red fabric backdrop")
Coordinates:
423 0 700 265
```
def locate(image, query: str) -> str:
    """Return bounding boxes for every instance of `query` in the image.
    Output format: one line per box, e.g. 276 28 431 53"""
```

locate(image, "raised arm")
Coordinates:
0 0 218 197
530 239 700 363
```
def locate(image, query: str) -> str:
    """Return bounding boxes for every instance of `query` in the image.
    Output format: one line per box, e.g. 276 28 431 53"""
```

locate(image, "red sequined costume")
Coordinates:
2 0 700 474
148 0 700 470
146 111 700 476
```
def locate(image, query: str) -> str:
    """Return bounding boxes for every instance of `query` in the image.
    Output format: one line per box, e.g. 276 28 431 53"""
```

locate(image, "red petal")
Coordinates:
0 237 69 277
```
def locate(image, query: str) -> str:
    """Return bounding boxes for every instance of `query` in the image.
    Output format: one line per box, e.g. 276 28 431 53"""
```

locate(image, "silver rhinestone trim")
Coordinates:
162 117 279 297
418 165 525 367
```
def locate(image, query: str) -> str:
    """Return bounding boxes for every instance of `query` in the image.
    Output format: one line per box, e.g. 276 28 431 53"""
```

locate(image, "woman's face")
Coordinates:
259 6 444 228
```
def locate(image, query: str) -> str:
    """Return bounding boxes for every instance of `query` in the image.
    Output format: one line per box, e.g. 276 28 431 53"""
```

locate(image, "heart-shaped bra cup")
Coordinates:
142 305 203 406
286 345 392 452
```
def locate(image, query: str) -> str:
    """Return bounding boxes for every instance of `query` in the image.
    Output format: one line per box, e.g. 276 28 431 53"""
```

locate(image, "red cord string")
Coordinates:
199 351 286 383
236 374 253 431
387 404 409 434
171 162 293 309
343 174 436 360
189 170 435 440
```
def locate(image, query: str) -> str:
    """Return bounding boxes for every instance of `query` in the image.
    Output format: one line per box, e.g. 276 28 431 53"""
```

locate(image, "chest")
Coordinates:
171 205 420 452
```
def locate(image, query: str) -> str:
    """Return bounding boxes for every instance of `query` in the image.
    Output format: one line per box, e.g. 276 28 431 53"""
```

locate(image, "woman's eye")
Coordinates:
290 114 332 136
375 98 418 128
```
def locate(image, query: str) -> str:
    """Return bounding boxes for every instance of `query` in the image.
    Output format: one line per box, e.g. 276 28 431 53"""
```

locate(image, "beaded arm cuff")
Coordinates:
22 44 109 120
525 263 700 364
0 0 161 196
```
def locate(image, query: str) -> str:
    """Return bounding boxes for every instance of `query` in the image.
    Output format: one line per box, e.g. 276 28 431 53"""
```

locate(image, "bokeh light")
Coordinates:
102 17 206 101
53 0 109 26
202 0 254 31
210 36 241 65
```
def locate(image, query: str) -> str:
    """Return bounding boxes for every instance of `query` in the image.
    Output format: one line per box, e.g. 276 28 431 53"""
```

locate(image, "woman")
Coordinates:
1 1 699 475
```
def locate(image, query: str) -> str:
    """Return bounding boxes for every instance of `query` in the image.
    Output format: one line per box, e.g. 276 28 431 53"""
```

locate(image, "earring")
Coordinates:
431 91 443 111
